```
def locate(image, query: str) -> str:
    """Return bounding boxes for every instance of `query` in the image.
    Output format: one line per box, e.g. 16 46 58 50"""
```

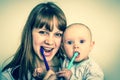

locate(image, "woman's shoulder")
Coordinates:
0 68 14 80
0 65 20 80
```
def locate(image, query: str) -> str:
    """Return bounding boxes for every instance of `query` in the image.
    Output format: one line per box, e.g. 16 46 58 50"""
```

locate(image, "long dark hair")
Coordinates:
2 2 66 79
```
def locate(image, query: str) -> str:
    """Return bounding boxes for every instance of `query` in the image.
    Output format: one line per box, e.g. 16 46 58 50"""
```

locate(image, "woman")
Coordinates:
1 2 66 80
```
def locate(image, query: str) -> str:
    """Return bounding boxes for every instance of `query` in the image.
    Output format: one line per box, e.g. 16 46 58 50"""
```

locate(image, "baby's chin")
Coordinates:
74 59 82 63
74 57 89 63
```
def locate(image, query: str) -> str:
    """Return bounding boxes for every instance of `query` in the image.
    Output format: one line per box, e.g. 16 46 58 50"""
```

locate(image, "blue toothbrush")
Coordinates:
40 46 50 71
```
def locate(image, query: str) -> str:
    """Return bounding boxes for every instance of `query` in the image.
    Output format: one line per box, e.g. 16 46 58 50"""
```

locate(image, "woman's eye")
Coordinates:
66 41 73 45
55 33 63 37
39 31 48 35
80 40 85 43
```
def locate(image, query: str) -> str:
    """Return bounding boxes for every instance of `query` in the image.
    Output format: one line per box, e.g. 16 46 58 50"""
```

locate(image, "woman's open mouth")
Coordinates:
42 47 54 56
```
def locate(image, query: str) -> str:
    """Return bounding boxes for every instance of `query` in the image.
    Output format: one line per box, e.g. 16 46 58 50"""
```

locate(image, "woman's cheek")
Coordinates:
57 38 62 46
33 40 39 53
32 36 42 54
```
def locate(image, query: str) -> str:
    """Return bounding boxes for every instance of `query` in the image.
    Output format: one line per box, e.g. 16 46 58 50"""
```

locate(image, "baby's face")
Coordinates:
63 24 94 62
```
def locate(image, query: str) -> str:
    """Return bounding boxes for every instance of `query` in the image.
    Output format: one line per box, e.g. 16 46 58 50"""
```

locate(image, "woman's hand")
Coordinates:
43 69 57 80
57 68 72 80
33 68 43 77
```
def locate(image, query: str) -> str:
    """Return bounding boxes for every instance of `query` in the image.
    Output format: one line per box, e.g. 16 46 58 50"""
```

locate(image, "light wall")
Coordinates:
0 0 120 80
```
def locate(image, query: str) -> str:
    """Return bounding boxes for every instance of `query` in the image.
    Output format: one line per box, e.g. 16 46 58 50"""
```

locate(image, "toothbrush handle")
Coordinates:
43 55 49 71
67 52 79 69
67 56 75 69
60 52 78 80
40 47 50 71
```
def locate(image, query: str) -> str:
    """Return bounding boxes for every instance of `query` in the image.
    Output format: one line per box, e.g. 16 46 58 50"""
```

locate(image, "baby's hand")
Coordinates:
43 69 57 80
57 68 72 80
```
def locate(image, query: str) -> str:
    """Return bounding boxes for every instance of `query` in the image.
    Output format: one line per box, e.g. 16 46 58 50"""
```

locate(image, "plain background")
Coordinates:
0 0 120 80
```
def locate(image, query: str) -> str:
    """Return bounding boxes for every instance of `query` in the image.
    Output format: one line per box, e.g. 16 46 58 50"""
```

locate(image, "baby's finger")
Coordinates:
57 72 65 77
56 70 66 75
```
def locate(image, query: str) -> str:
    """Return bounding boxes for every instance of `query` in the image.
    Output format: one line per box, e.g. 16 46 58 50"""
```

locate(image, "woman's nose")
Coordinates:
45 35 54 45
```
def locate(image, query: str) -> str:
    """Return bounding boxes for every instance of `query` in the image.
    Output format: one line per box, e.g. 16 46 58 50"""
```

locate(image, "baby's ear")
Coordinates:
90 41 95 51
92 41 95 46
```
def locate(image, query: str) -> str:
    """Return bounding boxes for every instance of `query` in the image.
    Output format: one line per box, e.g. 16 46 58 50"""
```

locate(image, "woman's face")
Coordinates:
32 17 63 61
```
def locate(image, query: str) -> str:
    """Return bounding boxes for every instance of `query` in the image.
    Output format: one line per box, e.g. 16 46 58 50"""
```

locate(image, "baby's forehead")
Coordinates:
66 24 89 32
64 23 92 40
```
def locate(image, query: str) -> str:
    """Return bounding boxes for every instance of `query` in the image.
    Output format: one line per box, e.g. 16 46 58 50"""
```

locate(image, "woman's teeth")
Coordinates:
44 47 53 52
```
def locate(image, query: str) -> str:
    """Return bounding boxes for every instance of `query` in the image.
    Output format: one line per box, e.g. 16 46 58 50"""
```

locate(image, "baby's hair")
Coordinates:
67 23 92 41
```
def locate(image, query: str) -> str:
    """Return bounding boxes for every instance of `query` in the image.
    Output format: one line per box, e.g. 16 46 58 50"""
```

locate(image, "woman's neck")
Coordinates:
35 56 60 71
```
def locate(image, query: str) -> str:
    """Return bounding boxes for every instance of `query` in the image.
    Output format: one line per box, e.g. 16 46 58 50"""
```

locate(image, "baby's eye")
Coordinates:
55 33 63 38
66 40 73 45
39 31 48 35
80 40 85 43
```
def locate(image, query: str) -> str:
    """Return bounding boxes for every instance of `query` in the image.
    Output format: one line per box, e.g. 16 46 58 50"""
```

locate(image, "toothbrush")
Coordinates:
67 52 79 69
60 52 79 80
40 46 50 71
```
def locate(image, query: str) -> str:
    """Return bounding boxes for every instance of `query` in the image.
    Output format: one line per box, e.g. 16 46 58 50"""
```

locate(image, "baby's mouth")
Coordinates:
74 51 80 58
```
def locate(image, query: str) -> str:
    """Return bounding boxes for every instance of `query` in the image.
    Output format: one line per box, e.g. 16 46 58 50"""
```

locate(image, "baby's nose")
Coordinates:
73 44 79 49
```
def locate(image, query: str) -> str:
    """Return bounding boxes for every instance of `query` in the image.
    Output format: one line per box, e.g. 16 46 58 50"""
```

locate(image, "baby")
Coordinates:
58 23 104 80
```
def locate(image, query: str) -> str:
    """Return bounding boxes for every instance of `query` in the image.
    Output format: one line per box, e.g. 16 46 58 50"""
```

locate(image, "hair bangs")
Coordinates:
57 16 66 32
33 5 66 32
34 10 56 31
